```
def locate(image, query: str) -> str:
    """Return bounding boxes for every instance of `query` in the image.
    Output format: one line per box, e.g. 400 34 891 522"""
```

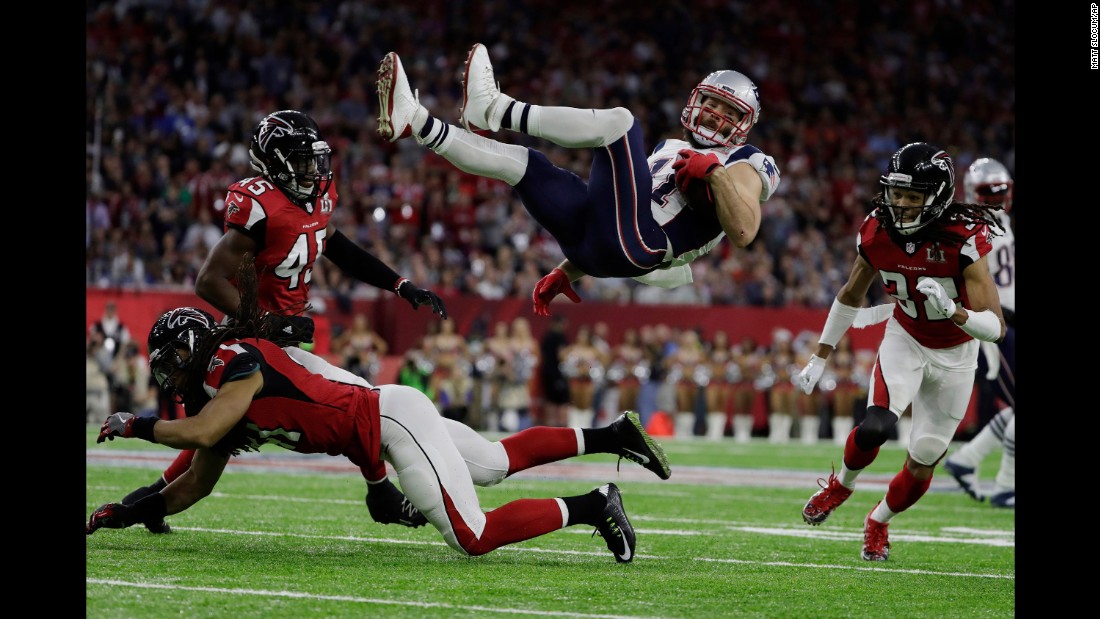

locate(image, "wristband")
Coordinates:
818 298 861 347
958 308 1002 342
132 416 159 443
394 277 409 294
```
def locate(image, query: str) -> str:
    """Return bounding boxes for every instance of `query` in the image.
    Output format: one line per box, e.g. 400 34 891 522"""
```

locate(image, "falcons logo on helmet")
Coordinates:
257 115 295 152
166 308 213 330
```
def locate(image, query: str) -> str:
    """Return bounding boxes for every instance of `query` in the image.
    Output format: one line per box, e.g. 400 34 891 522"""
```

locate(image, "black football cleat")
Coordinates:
592 483 636 563
610 411 671 480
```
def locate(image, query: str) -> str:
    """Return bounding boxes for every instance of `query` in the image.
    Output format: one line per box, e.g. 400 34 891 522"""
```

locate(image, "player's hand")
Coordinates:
87 502 135 534
397 281 448 319
266 313 316 345
916 279 957 319
532 268 581 317
797 355 826 395
97 412 137 444
365 478 428 528
672 149 721 193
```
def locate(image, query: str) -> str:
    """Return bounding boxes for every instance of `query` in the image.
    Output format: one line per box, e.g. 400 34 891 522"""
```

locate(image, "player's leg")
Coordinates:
803 328 919 525
943 406 1012 501
118 449 195 533
377 385 634 560
990 414 1015 508
376 51 529 186
442 410 670 485
461 43 635 148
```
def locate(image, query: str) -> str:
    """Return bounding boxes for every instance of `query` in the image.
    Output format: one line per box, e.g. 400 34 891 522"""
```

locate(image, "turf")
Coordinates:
86 428 1014 618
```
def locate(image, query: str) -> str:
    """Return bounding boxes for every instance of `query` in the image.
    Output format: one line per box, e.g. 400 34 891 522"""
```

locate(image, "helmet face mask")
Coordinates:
681 70 761 148
249 110 333 205
879 142 955 236
147 307 216 401
963 157 1013 212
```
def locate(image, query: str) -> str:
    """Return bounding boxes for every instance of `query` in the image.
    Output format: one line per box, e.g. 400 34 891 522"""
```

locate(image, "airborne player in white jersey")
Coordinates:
794 142 1006 561
375 43 780 315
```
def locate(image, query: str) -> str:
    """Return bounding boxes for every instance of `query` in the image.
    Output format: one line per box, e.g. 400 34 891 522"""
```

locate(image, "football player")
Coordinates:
942 157 1015 508
114 110 448 533
794 143 1006 561
375 43 780 315
88 265 672 563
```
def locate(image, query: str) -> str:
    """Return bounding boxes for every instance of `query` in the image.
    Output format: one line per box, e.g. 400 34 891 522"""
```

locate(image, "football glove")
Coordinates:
396 280 448 319
916 279 957 319
97 412 137 443
365 478 428 528
87 502 136 534
532 268 581 317
797 354 827 395
672 149 721 193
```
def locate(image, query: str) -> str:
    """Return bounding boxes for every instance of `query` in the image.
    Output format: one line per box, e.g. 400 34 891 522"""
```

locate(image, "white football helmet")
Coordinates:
680 70 761 148
963 157 1013 212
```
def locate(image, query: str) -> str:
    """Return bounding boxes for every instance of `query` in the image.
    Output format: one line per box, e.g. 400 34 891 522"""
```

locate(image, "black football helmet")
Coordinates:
148 307 217 399
681 70 761 148
964 157 1013 213
879 142 955 236
248 110 333 205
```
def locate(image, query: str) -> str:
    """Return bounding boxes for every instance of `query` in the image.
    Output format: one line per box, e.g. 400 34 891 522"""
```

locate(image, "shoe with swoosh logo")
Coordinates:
592 483 635 563
611 411 671 480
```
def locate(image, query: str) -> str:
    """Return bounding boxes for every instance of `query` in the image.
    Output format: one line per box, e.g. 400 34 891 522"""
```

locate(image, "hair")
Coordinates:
872 197 1005 245
176 257 311 455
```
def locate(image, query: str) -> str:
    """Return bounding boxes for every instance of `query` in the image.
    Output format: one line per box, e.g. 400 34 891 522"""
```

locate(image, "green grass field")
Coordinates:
86 427 1014 618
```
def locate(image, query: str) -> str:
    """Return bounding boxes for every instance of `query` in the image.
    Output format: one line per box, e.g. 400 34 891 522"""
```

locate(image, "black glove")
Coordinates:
397 280 448 319
266 313 315 345
87 503 136 534
365 478 428 528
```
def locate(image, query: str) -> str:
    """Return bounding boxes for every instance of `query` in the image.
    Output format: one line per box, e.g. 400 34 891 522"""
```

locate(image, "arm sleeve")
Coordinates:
323 230 403 292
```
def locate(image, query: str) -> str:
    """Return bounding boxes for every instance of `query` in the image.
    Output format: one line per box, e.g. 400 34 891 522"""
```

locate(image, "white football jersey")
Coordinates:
647 138 780 267
986 210 1015 312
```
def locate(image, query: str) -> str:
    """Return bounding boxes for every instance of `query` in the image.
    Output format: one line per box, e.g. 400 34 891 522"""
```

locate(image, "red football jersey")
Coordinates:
222 177 338 312
857 211 993 349
201 337 382 473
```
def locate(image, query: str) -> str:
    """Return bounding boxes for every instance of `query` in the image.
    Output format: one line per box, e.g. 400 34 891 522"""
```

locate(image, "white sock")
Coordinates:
511 105 635 148
870 499 897 524
419 119 529 186
840 463 862 489
993 415 1015 492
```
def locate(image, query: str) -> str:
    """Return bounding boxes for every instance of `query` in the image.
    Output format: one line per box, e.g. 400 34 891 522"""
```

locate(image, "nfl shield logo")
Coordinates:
906 242 916 254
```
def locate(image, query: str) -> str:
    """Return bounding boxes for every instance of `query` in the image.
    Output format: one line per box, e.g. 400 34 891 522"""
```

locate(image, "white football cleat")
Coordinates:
376 52 423 142
460 43 506 132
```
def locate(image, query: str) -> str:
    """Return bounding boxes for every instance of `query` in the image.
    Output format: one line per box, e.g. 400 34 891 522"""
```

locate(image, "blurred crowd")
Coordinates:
86 0 1014 309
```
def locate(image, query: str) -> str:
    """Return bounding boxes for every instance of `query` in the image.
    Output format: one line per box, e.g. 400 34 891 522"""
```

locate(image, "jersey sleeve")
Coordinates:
960 223 993 267
223 186 268 243
722 145 781 202
202 343 262 398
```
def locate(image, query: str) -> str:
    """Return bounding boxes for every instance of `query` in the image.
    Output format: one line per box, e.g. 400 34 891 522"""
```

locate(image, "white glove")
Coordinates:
797 354 826 395
916 279 956 319
980 340 1000 380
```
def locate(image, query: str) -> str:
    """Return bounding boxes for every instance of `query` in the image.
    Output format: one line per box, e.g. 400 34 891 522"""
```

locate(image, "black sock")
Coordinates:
581 427 616 454
122 477 167 505
562 488 607 527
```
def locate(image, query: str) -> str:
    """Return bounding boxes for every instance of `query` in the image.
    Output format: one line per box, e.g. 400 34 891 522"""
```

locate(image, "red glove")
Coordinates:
532 268 581 317
671 149 721 193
